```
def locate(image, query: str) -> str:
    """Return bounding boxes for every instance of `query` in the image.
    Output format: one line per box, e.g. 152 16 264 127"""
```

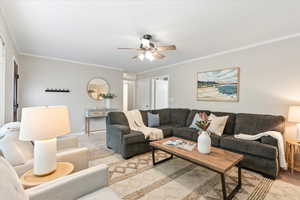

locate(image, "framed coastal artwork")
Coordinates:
197 67 240 102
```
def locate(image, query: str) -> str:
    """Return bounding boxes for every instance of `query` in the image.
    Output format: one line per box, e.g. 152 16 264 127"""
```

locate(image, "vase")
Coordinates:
197 131 211 154
105 98 111 109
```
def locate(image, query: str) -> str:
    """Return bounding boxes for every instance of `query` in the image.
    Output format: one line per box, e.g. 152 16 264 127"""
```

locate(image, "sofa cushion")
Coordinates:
186 110 211 127
207 114 229 136
173 127 195 141
211 112 236 135
0 133 34 166
147 112 160 127
170 109 190 127
140 110 150 126
234 113 285 135
108 112 129 126
157 125 173 138
151 109 171 125
220 136 278 160
123 131 146 145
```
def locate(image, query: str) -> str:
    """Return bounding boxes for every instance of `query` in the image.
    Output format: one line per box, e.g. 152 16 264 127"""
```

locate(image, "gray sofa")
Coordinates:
106 108 285 179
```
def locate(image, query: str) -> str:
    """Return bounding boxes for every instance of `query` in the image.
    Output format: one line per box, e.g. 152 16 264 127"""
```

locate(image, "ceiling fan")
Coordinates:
118 34 176 61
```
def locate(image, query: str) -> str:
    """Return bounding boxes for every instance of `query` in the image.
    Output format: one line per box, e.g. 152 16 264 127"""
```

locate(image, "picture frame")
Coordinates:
197 67 240 102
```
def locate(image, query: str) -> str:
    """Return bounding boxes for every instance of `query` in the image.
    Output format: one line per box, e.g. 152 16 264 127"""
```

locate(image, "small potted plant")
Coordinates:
99 93 116 109
195 112 212 154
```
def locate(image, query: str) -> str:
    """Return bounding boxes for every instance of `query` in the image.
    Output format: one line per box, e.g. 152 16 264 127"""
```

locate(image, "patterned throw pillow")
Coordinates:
189 113 202 130
147 112 160 127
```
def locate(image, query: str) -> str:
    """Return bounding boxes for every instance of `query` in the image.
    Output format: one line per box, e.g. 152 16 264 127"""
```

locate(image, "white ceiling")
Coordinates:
2 0 300 72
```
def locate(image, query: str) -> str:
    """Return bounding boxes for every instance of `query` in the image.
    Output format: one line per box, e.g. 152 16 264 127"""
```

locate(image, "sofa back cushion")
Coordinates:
147 109 171 125
211 112 236 135
107 112 129 126
234 113 285 135
186 110 211 127
170 109 190 127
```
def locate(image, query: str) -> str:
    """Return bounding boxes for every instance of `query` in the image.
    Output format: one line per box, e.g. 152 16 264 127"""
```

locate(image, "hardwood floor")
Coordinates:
278 169 300 186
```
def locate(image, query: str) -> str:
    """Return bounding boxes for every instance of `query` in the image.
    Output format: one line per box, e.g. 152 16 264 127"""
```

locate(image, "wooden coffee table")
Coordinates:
150 137 244 200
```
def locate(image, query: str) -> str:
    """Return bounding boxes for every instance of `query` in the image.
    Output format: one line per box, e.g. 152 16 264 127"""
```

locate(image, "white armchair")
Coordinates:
0 156 120 200
0 135 89 177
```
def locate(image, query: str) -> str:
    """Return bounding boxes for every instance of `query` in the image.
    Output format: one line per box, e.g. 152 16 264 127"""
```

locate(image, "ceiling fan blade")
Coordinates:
156 45 176 51
152 52 166 59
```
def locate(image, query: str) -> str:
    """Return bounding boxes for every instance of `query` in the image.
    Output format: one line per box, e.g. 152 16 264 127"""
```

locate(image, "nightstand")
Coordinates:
286 138 300 174
20 162 74 188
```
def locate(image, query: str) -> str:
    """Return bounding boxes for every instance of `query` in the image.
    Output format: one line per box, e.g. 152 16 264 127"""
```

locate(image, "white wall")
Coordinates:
0 10 19 124
19 55 123 133
138 36 300 139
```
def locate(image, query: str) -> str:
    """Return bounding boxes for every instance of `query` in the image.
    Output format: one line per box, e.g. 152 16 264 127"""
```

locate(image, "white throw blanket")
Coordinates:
124 110 163 140
234 131 287 169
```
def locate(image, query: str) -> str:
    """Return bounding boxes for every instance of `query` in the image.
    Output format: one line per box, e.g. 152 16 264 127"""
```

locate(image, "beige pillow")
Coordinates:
0 133 34 166
0 157 28 200
208 114 229 136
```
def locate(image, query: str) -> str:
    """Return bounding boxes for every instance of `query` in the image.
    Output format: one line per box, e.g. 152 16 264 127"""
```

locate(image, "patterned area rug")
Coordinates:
89 151 274 200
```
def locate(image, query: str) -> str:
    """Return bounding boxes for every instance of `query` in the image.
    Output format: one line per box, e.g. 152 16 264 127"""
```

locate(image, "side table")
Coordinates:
286 138 300 174
20 162 74 188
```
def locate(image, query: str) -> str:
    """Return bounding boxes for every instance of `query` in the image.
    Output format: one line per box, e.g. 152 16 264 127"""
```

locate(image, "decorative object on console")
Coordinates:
288 106 300 141
19 106 70 176
197 67 240 102
195 112 211 154
45 88 70 93
100 93 116 109
87 77 110 101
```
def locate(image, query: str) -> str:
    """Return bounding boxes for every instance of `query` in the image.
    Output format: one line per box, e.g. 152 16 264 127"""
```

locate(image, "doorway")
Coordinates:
13 60 19 122
151 76 169 109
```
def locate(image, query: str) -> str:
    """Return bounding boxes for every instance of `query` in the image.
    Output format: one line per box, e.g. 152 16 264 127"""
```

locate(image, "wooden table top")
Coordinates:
150 137 244 174
286 138 300 146
21 162 74 188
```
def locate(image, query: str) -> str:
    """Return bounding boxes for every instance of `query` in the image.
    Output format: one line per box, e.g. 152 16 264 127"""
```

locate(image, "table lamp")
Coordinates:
19 106 70 176
288 106 300 141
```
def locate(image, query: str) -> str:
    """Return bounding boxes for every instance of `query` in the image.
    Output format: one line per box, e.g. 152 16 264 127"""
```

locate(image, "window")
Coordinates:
0 36 5 125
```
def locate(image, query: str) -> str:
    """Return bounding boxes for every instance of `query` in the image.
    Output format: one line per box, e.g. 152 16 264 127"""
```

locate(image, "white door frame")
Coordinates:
151 75 169 109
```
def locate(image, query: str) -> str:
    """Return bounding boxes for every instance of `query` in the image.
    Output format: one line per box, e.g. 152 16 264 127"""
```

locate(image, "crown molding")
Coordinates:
138 32 300 75
20 53 124 72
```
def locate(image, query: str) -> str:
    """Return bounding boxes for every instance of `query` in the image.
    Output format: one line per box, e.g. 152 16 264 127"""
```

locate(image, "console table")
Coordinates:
286 138 300 174
85 109 118 136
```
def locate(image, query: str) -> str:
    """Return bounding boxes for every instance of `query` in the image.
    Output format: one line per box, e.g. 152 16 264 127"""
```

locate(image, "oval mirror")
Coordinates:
87 78 110 101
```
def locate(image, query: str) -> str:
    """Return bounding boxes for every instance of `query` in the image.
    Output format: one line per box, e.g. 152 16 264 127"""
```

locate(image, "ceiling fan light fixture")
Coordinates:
145 51 154 61
138 53 145 61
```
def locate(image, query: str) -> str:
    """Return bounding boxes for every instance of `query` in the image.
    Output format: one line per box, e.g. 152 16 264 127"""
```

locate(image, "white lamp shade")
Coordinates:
20 106 71 141
288 106 300 123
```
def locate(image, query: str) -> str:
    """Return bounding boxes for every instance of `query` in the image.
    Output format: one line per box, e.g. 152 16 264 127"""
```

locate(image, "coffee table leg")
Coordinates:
151 147 173 166
220 167 242 200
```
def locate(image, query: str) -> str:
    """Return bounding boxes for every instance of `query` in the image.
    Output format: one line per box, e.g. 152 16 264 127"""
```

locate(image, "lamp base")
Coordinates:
33 138 57 176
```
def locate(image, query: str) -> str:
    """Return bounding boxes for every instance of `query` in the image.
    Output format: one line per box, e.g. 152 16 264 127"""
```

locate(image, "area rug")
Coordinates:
90 151 274 200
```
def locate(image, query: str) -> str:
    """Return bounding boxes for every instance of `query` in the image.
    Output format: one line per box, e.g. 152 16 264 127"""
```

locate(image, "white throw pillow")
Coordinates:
0 157 29 200
207 114 229 136
0 122 21 139
0 133 34 166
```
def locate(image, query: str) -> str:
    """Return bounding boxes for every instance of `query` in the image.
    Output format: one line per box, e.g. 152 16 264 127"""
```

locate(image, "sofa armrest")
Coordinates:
110 125 130 135
56 148 89 172
57 136 79 151
27 164 108 200
261 136 278 147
